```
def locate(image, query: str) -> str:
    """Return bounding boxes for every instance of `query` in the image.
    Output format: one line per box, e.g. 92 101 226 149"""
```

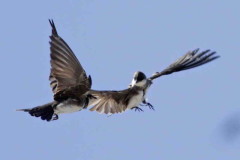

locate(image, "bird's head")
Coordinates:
130 71 147 88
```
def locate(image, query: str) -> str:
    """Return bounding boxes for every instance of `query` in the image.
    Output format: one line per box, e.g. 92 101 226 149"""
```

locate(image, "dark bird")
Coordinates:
17 20 219 121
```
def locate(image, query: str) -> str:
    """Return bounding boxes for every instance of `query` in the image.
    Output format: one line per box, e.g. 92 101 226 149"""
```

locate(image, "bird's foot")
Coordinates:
52 114 59 121
131 106 144 112
142 101 155 110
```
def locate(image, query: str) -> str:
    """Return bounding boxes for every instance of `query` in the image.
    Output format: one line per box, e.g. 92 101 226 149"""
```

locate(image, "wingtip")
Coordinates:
49 19 58 36
193 48 200 53
206 51 220 60
193 49 219 60
211 55 220 61
49 19 54 25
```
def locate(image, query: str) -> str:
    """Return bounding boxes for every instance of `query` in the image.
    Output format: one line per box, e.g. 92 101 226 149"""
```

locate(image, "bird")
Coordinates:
17 19 219 121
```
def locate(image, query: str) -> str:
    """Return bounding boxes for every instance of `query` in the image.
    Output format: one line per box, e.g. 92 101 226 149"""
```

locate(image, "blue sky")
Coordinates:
1 0 240 160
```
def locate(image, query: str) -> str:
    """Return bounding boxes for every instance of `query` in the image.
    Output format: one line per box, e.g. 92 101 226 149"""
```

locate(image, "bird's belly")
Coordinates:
54 100 83 114
127 91 144 109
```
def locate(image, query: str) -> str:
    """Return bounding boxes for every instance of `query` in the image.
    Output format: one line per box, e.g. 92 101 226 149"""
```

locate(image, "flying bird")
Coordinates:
17 20 219 121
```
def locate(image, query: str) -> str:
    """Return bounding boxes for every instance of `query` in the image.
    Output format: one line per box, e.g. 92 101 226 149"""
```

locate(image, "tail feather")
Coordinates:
16 109 31 112
17 102 56 121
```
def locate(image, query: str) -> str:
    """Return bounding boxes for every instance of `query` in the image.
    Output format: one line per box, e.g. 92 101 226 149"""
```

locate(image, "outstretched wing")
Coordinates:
88 88 139 114
49 19 91 101
149 49 219 80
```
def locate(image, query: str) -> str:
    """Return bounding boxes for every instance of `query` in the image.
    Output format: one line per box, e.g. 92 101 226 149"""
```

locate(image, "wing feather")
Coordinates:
88 88 139 114
48 20 91 101
149 49 219 80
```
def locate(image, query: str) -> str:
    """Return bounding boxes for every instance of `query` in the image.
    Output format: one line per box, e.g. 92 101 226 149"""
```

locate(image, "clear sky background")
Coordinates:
1 0 239 160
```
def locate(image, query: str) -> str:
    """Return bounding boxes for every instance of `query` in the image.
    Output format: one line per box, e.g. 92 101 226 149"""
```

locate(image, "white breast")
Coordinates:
127 90 144 109
54 100 83 114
